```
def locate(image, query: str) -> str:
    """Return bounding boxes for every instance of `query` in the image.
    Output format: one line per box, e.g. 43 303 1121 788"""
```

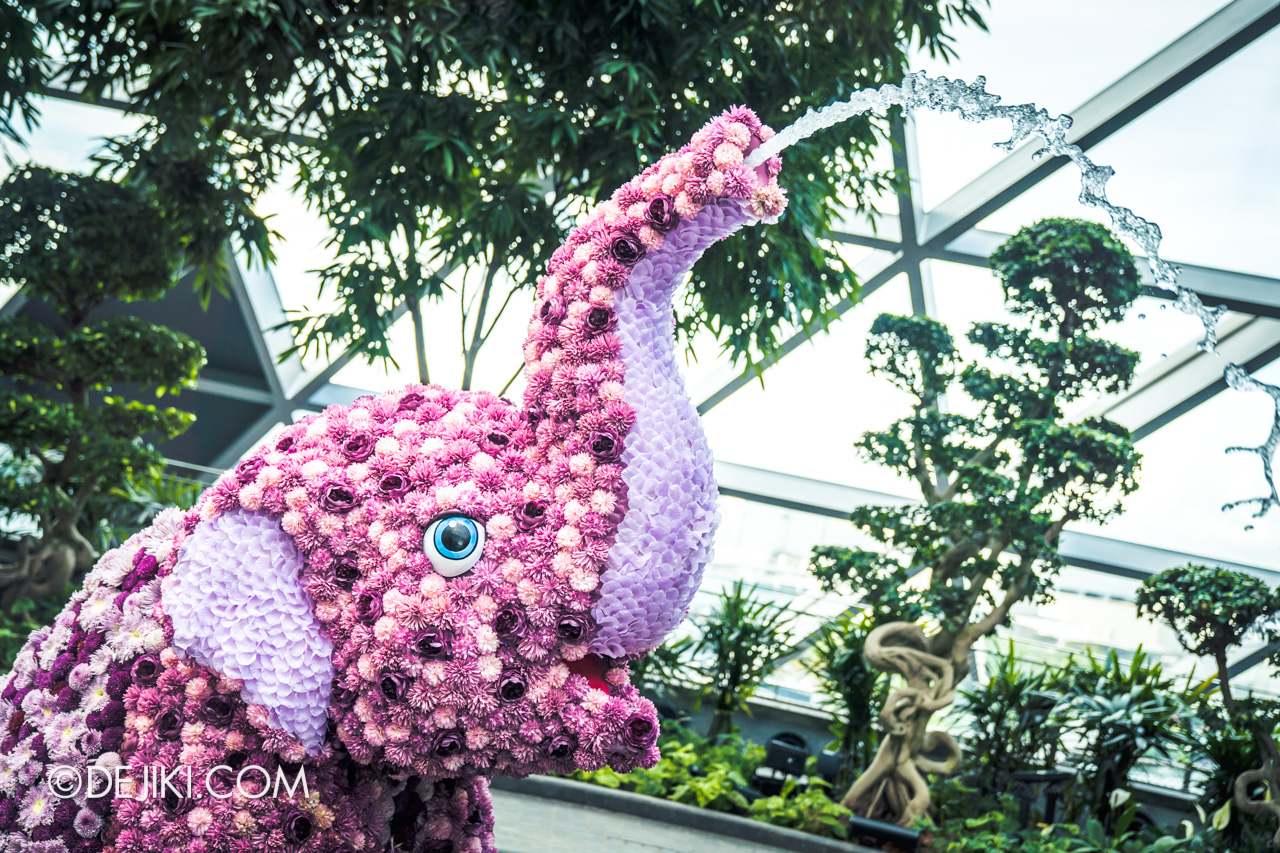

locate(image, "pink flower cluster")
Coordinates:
0 106 785 853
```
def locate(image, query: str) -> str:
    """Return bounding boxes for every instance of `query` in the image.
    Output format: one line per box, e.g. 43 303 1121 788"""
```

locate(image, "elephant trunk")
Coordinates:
520 108 787 658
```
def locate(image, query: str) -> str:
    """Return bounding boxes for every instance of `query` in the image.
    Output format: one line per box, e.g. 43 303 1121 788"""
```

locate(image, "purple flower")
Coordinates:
377 471 411 499
414 628 454 661
583 306 618 336
355 593 382 625
498 671 526 702
199 695 235 727
526 403 546 426
492 605 526 643
539 296 568 325
515 500 547 532
105 671 130 699
622 713 657 751
424 842 454 853
283 809 314 844
644 194 680 232
235 456 264 484
333 552 361 588
155 708 183 740
54 687 78 712
341 434 375 462
432 729 465 757
588 429 622 462
331 686 356 707
546 733 578 759
399 392 424 411
276 435 296 452
322 484 357 513
556 613 593 644
609 233 646 265
131 654 160 685
380 672 409 702
486 431 510 449
158 788 190 816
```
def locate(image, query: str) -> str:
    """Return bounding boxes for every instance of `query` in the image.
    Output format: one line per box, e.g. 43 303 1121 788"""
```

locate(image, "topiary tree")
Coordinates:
0 167 205 609
1137 564 1280 847
810 217 1144 826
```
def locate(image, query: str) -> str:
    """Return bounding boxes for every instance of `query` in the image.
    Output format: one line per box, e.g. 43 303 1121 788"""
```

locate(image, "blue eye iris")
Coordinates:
434 517 478 559
424 514 486 577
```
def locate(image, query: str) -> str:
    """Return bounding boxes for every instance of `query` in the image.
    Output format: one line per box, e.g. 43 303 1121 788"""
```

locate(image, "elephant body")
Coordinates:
0 107 786 852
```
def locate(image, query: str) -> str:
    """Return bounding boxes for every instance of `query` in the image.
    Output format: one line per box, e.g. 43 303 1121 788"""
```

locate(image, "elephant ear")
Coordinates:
163 508 334 755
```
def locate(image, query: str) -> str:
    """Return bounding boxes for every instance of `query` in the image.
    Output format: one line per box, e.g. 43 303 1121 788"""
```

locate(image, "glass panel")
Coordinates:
910 0 1233 212
978 25 1280 279
699 274 919 496
1072 357 1280 570
0 96 143 176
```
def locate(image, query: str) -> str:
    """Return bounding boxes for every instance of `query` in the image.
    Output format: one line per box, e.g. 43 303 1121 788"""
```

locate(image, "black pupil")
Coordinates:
440 519 473 554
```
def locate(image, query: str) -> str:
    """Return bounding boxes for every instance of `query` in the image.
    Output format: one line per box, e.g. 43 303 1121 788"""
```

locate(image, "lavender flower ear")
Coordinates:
163 509 334 754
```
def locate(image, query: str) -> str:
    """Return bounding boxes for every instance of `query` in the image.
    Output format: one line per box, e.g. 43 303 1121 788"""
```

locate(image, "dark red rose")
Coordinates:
276 435 296 452
609 233 646 265
377 471 411 499
588 429 622 462
341 434 375 461
155 708 184 740
283 810 314 845
414 628 454 661
515 500 547 532
546 733 578 759
333 552 361 588
498 672 526 702
583 307 618 336
556 613 593 644
644 194 680 232
355 593 382 624
399 392 425 411
380 672 409 702
622 713 657 751
235 457 264 484
539 295 568 325
199 695 235 727
432 729 465 757
322 484 357 513
492 605 526 642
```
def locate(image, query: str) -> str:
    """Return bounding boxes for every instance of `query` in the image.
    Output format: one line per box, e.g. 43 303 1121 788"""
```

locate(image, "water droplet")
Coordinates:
1137 313 1146 320
1245 525 1255 532
1159 353 1167 360
1159 304 1167 311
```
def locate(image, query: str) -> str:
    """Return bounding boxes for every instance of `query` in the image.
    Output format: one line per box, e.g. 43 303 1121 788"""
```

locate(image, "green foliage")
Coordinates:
14 0 987 381
1188 701 1280 853
0 168 203 606
802 610 890 785
749 774 852 840
809 219 1142 682
1052 649 1193 827
690 581 795 740
0 582 74 671
1136 565 1280 662
570 722 764 813
627 634 696 709
956 642 1065 798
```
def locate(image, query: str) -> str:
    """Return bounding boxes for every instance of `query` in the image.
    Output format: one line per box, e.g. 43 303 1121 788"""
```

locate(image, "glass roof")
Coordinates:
4 0 1278 748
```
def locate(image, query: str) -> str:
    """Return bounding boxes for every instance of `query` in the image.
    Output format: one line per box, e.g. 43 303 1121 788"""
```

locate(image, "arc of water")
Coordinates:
747 72 1280 519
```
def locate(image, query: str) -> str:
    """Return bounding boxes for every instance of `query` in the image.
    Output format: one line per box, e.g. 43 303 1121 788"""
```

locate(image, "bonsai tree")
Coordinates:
692 580 795 741
1137 564 1280 846
0 167 205 609
810 218 1144 826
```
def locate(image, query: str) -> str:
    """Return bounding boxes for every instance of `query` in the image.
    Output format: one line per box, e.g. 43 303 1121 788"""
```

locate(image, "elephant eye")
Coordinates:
424 515 485 577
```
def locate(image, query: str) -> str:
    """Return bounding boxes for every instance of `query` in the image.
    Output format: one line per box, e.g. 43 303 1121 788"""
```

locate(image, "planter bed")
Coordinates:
490 775 880 853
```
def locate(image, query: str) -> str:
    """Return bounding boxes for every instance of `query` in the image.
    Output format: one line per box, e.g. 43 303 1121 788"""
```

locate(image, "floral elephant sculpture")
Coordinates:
0 108 787 853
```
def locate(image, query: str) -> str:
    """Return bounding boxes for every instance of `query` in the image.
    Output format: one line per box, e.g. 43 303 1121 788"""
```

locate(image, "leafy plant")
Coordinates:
13 0 988 385
811 218 1143 821
1052 649 1192 828
750 774 852 840
1190 702 1278 853
0 167 204 610
802 610 890 786
957 641 1064 799
628 634 696 713
691 581 795 740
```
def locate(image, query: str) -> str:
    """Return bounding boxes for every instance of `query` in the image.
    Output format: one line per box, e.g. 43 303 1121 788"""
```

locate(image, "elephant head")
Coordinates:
0 107 786 852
